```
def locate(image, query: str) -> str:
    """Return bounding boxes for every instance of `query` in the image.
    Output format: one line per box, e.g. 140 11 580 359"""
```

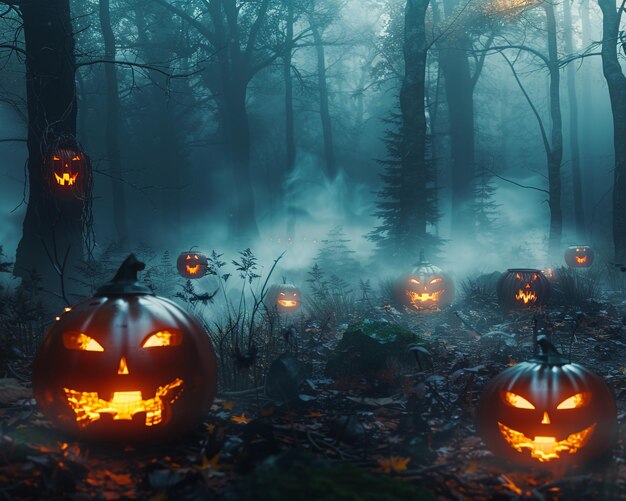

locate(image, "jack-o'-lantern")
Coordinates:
45 144 89 190
497 269 550 309
33 255 217 442
266 283 302 313
477 337 616 466
176 251 209 279
394 252 454 310
564 245 594 268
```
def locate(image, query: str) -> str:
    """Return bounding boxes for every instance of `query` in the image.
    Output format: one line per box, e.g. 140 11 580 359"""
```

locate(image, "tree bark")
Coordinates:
99 0 128 243
284 0 296 239
562 0 585 239
545 2 563 259
598 0 626 263
310 12 337 179
14 0 84 293
437 0 475 241
400 0 430 249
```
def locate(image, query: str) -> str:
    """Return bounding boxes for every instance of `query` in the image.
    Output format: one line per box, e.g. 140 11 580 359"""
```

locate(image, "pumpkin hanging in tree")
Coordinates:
176 250 209 279
564 245 594 268
33 255 217 442
497 268 550 309
476 336 616 466
45 140 91 194
394 250 454 310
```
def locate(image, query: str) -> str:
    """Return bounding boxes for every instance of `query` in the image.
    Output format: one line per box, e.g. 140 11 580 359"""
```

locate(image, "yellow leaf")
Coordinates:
231 413 250 425
205 423 215 434
377 456 410 474
223 401 235 411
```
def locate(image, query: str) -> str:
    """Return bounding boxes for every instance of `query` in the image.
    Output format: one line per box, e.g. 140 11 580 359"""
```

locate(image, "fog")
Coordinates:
0 0 623 296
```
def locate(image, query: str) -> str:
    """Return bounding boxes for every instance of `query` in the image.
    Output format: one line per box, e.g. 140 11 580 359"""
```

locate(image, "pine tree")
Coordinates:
367 113 440 262
315 226 361 281
473 167 500 238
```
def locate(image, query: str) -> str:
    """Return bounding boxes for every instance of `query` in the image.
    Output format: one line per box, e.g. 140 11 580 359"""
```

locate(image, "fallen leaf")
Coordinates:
223 401 235 411
231 413 249 425
377 456 410 474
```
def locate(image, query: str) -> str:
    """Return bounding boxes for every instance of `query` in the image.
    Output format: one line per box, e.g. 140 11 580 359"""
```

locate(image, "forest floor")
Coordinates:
0 294 625 500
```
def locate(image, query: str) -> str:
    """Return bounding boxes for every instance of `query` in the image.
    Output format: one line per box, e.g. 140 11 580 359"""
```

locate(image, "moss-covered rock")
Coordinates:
325 321 422 385
230 449 434 501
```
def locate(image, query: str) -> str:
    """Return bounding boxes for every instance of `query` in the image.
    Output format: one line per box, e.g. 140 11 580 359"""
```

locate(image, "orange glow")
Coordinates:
63 378 184 427
505 392 535 409
498 422 595 462
515 289 537 304
54 172 79 186
277 299 298 308
117 357 129 375
557 393 589 410
541 412 551 424
142 330 181 348
63 332 104 352
575 255 588 264
185 264 200 275
406 289 443 307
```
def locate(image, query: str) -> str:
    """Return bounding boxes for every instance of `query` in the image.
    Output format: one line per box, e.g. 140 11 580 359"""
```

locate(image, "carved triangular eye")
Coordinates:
71 156 81 161
63 332 104 352
557 393 589 409
410 279 420 285
429 278 442 284
504 392 535 409
142 330 182 348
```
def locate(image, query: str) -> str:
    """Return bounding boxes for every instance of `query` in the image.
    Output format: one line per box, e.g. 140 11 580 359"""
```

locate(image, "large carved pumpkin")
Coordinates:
33 255 217 442
497 269 550 309
564 245 594 268
266 283 302 313
176 250 209 279
476 337 616 466
394 252 454 310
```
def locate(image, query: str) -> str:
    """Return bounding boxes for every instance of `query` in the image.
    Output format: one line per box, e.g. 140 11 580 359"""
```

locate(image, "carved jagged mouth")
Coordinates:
515 289 537 304
186 264 200 274
63 378 184 427
407 289 443 306
575 256 587 264
54 172 78 186
498 422 595 462
277 299 298 308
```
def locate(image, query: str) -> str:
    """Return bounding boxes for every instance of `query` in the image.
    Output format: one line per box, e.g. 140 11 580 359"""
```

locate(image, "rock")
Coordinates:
324 321 420 386
265 353 307 402
328 415 365 444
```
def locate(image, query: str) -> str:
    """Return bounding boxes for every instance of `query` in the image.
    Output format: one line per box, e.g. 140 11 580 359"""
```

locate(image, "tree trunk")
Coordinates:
310 16 337 179
437 0 475 241
99 0 128 243
284 0 296 240
400 0 430 251
545 2 563 259
14 0 83 294
598 0 626 263
562 0 585 239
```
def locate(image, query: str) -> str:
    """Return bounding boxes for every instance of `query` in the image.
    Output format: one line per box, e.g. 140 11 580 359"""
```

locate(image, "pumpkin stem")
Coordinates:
536 335 560 356
419 248 425 263
112 254 145 283
95 254 152 296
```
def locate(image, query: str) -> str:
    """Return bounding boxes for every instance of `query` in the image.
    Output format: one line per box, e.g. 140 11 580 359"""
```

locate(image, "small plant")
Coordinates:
552 266 603 307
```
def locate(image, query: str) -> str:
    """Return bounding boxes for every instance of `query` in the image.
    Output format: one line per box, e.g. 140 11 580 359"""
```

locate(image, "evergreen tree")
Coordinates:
315 226 361 280
367 113 440 262
473 167 500 238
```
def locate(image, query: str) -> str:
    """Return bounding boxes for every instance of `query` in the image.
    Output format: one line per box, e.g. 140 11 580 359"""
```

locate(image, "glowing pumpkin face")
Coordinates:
497 269 550 309
564 245 594 268
394 257 454 311
266 283 301 313
477 338 616 466
176 251 209 279
33 255 217 442
47 147 87 189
